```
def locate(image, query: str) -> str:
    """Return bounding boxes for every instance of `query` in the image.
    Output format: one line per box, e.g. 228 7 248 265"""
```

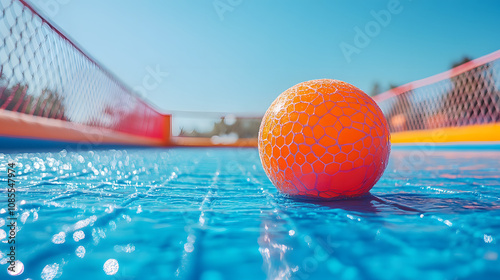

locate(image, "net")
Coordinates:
0 0 168 144
374 50 500 134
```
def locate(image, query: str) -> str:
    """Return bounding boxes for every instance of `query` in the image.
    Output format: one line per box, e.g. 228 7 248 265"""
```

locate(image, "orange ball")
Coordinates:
258 79 391 199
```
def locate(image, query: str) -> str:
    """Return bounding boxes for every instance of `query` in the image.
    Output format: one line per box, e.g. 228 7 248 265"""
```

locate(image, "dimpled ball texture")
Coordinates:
258 79 391 199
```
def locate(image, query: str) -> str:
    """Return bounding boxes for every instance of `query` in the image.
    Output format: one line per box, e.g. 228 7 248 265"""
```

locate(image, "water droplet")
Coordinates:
103 259 119 275
92 228 106 245
52 232 66 244
484 234 493 243
184 243 194 253
21 211 30 224
122 215 132 223
73 231 85 242
105 205 114 213
74 215 97 230
7 260 24 276
41 263 59 280
114 244 135 253
75 246 86 258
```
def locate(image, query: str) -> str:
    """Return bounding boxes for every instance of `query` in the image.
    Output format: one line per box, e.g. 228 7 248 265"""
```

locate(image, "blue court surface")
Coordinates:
1 147 499 279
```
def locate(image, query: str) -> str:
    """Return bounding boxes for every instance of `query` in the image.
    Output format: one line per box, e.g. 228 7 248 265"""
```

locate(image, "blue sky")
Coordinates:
30 0 500 114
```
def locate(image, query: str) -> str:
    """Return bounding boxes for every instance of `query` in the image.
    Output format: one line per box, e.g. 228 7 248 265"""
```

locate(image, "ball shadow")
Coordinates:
289 193 500 215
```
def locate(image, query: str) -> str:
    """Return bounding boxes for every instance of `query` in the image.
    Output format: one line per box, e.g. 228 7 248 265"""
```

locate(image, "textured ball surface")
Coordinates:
258 79 390 199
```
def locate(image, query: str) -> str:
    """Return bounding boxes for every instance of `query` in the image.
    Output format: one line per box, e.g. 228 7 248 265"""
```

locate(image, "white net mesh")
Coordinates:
0 0 166 139
374 51 500 133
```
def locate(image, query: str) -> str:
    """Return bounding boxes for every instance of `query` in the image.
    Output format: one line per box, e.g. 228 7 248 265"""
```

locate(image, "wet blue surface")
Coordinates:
0 147 499 279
